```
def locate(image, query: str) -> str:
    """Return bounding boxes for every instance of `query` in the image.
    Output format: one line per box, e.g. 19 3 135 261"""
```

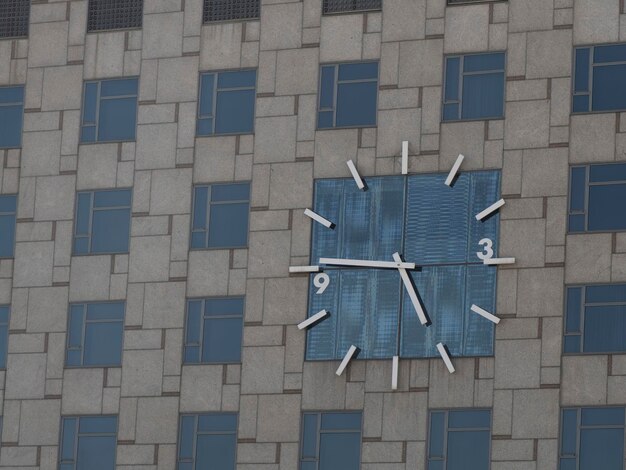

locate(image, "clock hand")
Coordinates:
392 252 428 325
319 257 415 270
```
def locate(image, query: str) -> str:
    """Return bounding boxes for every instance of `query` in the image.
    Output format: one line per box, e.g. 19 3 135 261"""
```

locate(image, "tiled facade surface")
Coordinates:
0 0 624 468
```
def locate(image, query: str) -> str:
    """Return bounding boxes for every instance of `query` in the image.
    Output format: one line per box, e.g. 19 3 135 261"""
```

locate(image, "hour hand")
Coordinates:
319 257 415 270
392 252 428 325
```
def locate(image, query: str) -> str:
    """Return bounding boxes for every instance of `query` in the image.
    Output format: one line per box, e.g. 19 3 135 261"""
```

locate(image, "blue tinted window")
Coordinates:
197 70 256 136
317 61 378 129
0 86 24 148
300 412 361 470
74 189 131 255
574 43 626 113
307 171 499 361
59 415 118 470
428 409 491 470
569 163 626 233
560 407 625 470
190 183 250 250
443 53 505 121
0 306 9 369
81 78 138 143
0 194 17 258
66 302 125 367
177 413 237 470
184 297 244 364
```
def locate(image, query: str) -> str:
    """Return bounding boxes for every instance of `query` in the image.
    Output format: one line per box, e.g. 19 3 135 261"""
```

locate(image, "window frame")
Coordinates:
572 42 626 115
426 408 493 470
299 410 363 470
58 415 119 470
0 0 30 39
202 0 260 24
0 85 25 149
182 296 245 365
189 181 251 251
322 0 382 15
176 412 239 470
79 77 140 144
86 0 143 33
196 68 257 137
568 162 626 234
65 301 126 368
441 51 507 123
72 187 133 256
317 60 380 130
0 193 17 259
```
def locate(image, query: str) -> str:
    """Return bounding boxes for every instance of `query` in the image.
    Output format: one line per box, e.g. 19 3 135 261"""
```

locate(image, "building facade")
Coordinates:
0 0 625 468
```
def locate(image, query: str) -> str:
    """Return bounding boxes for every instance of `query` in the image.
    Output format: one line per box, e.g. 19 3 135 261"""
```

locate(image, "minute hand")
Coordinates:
319 257 415 270
393 252 428 325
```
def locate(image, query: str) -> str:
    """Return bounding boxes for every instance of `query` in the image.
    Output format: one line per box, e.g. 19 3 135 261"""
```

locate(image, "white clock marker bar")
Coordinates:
346 160 365 190
319 257 415 270
298 309 329 330
392 355 399 390
445 154 465 187
471 304 500 324
401 141 409 175
336 345 358 376
484 257 516 265
289 265 320 273
475 198 505 221
304 208 333 228
437 342 455 374
393 252 428 325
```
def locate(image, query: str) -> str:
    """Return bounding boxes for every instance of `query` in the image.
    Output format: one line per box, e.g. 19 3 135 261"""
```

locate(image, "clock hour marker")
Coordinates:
346 160 365 190
437 342 455 374
484 257 516 265
401 141 409 175
471 304 500 324
298 309 329 330
289 265 320 273
336 345 358 376
392 252 428 325
475 198 505 221
444 153 465 187
304 208 334 228
392 355 399 390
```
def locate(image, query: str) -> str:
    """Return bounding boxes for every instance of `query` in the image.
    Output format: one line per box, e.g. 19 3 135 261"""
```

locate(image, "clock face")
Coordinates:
293 155 512 380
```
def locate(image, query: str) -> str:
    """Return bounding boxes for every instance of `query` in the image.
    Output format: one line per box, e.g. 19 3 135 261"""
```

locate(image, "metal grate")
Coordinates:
0 0 29 39
204 0 260 23
323 0 381 14
87 0 143 32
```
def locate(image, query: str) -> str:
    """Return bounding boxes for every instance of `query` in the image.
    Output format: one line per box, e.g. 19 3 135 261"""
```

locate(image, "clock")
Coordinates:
291 145 514 389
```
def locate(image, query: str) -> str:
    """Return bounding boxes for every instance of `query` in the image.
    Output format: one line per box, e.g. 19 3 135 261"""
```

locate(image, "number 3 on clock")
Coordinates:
476 238 494 261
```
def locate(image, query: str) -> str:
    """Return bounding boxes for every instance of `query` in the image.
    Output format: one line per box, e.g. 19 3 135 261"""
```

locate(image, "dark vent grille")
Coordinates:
323 0 381 14
0 0 29 39
203 0 260 23
87 0 143 32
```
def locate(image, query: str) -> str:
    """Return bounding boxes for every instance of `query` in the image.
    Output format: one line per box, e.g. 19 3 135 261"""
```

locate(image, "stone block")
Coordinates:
143 13 183 59
509 0 554 32
302 362 346 409
263 277 308 325
313 129 359 177
27 286 68 333
201 22 242 69
504 100 550 149
512 389 559 438
275 48 319 96
444 4 489 52
87 32 125 79
256 394 301 442
156 56 199 103
136 124 178 170
129 236 171 282
382 392 428 441
562 355 608 405
28 22 68 67
61 368 104 414
77 143 119 190
268 162 313 210
521 148 569 197
377 108 421 158
19 399 60 445
495 339 541 389
69 255 111 301
500 219 546 268
33 175 75 221
570 114 616 163
135 397 179 444
248 230 291 278
0 447 38 467
42 65 83 111
143 282 185 329
516 268 564 317
13 241 54 288
187 249 230 296
440 121 485 169
149 168 192 215
241 346 285 394
526 30 572 79
428 358 475 408
399 39 443 88
260 3 302 50
254 116 297 163
573 0 619 44
565 233 612 283
383 0 426 42
320 14 362 62
21 131 62 177
121 350 164 397
180 365 223 411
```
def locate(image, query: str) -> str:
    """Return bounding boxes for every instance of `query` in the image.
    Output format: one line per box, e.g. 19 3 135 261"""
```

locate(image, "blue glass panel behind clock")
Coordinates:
306 171 500 360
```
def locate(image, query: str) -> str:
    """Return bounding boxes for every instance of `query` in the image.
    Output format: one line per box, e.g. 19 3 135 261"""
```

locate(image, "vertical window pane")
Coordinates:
192 187 208 231
91 208 131 253
207 202 249 248
61 418 77 461
584 305 626 352
0 104 23 148
0 322 7 368
215 89 255 134
580 428 624 470
569 167 587 212
195 434 236 469
82 83 98 124
319 433 361 470
202 317 243 362
462 72 504 120
565 287 582 333
335 81 377 127
319 66 336 109
446 430 491 470
428 412 445 458
445 57 460 101
179 416 195 460
76 435 117 470
561 409 578 456
574 48 590 93
84 322 123 365
592 64 626 112
98 97 137 142
0 213 16 258
587 184 626 231
199 74 215 117
302 414 318 459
